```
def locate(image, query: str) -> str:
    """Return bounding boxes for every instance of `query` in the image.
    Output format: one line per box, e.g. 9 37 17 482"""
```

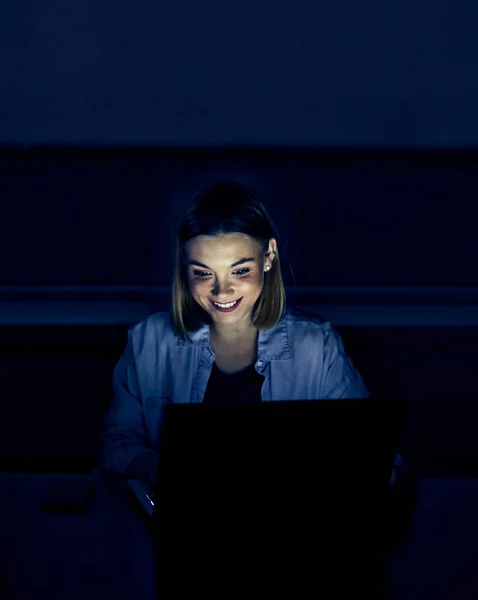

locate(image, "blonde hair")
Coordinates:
169 181 286 342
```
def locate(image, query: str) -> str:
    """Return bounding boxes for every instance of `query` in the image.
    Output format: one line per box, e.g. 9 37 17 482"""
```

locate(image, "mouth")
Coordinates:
210 297 243 313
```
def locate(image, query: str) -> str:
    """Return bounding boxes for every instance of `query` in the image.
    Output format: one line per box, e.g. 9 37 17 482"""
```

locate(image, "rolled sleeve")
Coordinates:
98 332 157 477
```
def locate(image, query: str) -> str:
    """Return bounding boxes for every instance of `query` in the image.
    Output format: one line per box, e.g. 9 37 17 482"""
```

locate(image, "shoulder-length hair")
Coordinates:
170 180 286 342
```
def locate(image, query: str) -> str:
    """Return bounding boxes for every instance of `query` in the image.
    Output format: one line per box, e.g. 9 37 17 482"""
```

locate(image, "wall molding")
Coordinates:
2 285 478 326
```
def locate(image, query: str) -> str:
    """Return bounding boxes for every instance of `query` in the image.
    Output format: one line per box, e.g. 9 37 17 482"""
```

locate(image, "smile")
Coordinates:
210 297 243 312
214 300 239 308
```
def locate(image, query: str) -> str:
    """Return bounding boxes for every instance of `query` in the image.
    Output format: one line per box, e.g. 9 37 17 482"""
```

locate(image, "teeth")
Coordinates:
214 300 238 308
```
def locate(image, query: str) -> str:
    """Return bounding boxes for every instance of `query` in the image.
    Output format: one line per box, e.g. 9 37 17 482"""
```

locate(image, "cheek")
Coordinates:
189 280 206 296
242 276 264 293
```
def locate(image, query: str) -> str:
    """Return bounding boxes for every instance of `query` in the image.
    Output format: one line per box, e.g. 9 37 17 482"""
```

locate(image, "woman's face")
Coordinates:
185 233 276 334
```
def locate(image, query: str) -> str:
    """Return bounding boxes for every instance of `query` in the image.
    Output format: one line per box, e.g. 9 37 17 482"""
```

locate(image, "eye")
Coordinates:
193 268 251 279
234 268 251 277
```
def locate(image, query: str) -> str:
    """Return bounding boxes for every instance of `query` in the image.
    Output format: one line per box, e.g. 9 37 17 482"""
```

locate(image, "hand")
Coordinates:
125 451 159 488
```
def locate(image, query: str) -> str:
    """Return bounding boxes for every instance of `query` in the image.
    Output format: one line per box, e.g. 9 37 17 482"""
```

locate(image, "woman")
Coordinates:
98 180 406 491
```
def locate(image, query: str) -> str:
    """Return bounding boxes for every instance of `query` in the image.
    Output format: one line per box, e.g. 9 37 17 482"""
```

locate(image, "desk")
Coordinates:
0 470 156 600
1 472 478 599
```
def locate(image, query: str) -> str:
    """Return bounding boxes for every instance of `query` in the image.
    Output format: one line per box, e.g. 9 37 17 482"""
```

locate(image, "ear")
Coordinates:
267 238 277 256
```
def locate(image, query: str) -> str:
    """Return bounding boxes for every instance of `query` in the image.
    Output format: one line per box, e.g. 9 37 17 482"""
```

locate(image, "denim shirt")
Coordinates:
99 305 404 480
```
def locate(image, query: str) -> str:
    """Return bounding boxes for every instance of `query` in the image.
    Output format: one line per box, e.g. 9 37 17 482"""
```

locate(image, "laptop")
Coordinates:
127 398 407 548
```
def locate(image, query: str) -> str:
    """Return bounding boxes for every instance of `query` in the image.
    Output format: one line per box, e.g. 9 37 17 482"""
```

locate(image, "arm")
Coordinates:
97 332 158 488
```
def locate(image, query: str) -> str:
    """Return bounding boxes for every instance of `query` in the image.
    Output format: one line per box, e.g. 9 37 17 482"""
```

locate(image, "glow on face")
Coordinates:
185 233 266 327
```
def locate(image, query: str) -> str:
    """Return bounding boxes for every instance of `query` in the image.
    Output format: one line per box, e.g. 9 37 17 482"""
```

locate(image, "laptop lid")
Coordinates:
153 398 407 546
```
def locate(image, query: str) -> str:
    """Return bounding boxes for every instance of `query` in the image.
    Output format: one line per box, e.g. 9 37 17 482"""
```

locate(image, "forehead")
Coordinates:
186 233 260 257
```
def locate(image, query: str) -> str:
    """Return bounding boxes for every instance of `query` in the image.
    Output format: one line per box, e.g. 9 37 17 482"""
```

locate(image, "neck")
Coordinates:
210 325 258 348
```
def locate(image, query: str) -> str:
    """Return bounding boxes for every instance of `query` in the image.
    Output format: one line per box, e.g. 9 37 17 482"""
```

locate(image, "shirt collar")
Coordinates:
177 307 291 361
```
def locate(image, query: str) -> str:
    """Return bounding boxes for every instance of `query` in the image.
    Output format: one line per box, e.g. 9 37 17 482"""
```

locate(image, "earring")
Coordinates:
265 265 271 271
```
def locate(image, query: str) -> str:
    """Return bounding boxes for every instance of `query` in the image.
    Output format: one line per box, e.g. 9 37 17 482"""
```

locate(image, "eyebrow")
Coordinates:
188 257 256 269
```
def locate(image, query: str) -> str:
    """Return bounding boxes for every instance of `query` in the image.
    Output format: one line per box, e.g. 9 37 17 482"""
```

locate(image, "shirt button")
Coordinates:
256 361 263 368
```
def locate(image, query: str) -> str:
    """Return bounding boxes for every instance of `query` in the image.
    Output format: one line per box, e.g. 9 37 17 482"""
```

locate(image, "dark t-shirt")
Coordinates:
202 361 265 404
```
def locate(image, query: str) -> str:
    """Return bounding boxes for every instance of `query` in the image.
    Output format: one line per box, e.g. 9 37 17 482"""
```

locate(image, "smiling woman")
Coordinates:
99 180 409 502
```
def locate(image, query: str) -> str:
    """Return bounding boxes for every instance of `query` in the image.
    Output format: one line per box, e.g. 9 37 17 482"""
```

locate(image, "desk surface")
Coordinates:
1 472 478 600
1 470 155 600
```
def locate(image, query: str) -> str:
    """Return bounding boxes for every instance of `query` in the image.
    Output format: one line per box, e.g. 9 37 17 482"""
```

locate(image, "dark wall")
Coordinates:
1 1 478 146
4 146 478 286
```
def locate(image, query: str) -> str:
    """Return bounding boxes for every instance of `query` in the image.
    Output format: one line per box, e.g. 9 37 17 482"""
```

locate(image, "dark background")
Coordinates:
1 1 478 146
2 1 478 477
3 146 478 287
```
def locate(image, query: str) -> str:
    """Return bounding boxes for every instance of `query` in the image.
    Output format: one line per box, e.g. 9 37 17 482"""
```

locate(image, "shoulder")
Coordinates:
283 305 338 341
129 310 172 335
127 311 177 352
279 305 349 360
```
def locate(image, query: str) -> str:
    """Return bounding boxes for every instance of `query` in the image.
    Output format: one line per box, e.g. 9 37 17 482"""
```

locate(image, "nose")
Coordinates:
211 276 233 297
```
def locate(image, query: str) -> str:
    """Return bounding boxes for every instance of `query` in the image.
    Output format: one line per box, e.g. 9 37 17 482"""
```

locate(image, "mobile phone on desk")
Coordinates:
40 476 96 513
